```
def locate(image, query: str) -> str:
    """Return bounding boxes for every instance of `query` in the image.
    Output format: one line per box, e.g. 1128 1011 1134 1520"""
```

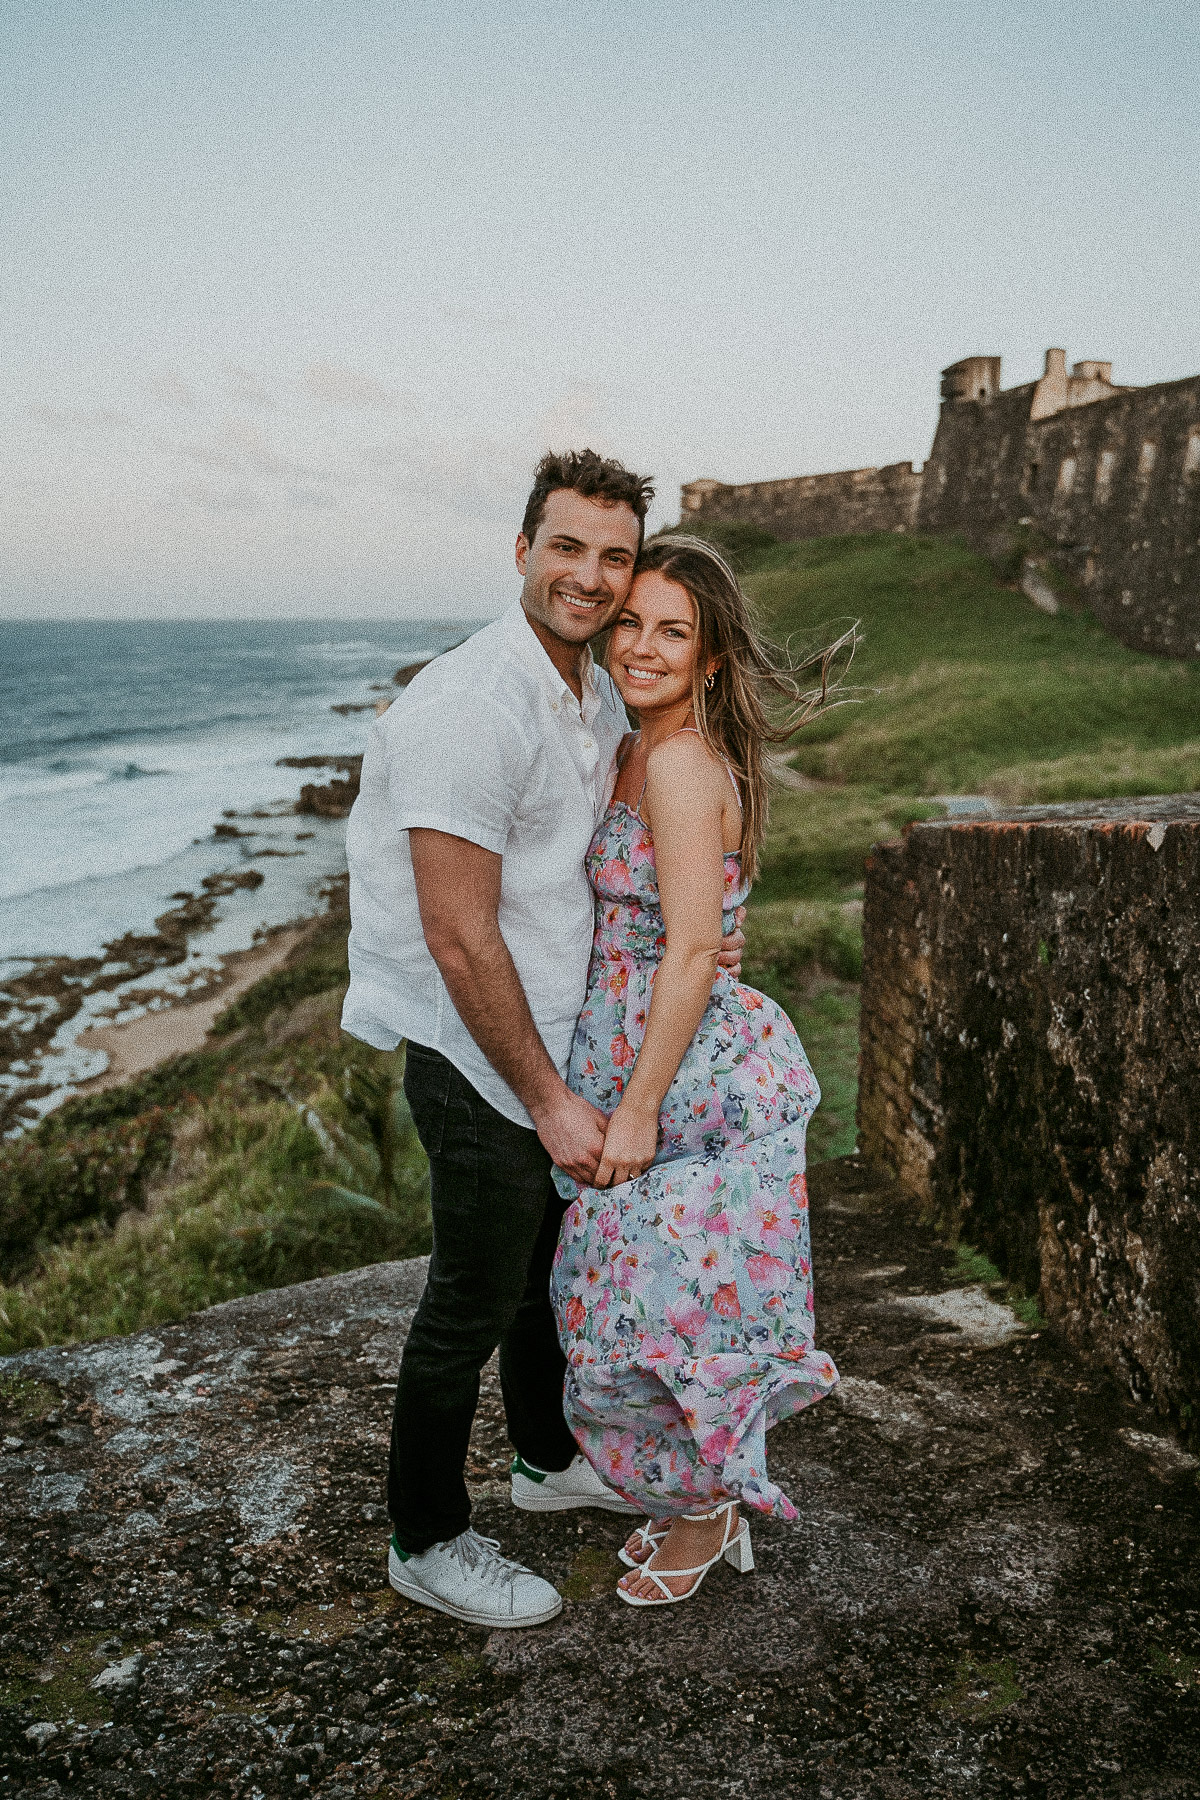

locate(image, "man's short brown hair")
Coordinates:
520 449 655 551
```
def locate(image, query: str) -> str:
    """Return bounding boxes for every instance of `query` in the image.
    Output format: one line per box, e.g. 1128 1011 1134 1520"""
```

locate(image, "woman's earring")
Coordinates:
705 672 715 691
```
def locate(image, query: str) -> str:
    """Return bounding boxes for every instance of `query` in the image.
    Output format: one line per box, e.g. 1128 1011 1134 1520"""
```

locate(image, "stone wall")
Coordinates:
919 358 1200 657
858 795 1200 1426
681 346 1200 658
680 460 921 541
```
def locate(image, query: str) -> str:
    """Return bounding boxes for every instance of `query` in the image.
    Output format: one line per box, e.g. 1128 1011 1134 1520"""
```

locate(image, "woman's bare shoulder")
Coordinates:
644 731 730 801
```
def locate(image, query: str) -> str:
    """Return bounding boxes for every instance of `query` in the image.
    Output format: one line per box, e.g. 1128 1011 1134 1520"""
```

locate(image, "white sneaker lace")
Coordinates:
441 1529 532 1590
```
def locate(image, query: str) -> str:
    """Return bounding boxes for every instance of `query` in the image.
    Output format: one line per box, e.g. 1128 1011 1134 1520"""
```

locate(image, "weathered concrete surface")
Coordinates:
859 796 1200 1435
2 1158 1198 1798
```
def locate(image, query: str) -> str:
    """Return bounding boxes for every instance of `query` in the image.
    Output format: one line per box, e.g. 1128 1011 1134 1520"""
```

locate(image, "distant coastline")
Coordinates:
0 623 472 1132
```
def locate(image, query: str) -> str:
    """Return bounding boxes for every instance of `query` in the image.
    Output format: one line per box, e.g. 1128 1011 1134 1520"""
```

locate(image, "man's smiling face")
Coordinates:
515 487 641 653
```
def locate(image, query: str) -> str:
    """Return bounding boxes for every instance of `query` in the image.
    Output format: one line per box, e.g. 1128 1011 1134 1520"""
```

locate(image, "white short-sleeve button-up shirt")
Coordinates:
341 602 628 1127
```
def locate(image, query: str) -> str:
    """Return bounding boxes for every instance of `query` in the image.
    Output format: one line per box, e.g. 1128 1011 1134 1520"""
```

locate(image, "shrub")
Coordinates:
212 958 348 1035
0 1109 174 1280
0 1093 429 1354
36 1050 225 1140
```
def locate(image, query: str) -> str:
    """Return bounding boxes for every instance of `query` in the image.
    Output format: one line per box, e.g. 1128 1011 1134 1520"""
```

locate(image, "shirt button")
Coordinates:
583 735 594 749
550 700 560 713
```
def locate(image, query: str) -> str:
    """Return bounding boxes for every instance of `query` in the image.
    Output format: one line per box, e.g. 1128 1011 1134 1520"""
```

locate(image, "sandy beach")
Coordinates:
72 921 316 1093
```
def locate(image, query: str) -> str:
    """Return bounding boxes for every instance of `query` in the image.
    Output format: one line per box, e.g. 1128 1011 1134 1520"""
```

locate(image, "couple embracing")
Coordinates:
342 450 839 1624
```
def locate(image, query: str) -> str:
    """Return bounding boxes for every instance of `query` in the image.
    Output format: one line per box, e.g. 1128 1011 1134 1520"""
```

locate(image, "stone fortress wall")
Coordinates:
681 459 922 541
682 347 1200 658
857 796 1200 1429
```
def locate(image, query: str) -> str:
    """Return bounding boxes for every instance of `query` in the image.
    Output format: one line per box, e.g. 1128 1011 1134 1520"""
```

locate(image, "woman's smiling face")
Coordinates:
608 570 704 713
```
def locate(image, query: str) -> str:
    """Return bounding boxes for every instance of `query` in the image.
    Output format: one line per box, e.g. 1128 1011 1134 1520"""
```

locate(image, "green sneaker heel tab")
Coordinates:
390 1532 411 1562
510 1453 548 1484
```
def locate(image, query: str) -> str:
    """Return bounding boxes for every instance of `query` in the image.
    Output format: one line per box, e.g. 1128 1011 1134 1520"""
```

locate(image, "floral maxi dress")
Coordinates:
550 799 839 1520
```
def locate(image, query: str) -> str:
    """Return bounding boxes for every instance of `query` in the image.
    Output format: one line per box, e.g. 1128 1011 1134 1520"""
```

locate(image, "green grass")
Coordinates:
0 1632 135 1724
950 1242 1047 1330
747 532 1200 800
0 898 432 1354
6 528 1200 1350
741 901 862 1163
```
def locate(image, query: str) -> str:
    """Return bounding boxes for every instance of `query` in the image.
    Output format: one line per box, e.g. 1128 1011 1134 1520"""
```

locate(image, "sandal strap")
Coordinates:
640 1558 717 1598
632 1520 668 1547
628 1511 745 1602
681 1501 737 1523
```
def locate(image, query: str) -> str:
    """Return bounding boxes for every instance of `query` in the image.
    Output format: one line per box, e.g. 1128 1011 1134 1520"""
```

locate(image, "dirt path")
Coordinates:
1 1157 1197 1797
765 750 823 792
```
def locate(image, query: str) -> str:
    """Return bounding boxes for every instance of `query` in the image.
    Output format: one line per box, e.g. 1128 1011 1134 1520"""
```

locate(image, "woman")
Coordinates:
550 534 844 1607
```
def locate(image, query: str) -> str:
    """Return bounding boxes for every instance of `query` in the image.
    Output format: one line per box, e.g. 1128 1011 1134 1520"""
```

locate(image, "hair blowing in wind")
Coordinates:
630 534 859 883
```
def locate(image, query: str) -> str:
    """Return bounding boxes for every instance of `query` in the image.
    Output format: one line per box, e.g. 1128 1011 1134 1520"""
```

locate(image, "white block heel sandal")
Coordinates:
616 1502 754 1607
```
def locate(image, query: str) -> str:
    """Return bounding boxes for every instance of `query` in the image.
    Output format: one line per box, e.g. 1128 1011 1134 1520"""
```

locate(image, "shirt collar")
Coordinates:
503 601 605 724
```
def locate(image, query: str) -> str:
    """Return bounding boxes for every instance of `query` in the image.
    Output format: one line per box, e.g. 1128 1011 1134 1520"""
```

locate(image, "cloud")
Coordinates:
166 418 328 482
29 405 132 435
362 433 526 522
149 370 195 409
301 359 408 411
531 386 608 452
169 480 261 514
225 364 275 410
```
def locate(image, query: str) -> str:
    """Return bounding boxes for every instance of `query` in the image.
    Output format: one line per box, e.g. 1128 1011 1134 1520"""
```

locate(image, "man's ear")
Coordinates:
515 532 530 575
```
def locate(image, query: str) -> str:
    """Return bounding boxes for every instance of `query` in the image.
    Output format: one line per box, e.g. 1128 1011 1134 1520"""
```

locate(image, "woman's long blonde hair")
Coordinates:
626 534 856 883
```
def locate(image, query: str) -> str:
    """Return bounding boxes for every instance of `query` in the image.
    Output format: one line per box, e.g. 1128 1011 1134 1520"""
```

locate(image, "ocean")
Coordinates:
0 617 477 1119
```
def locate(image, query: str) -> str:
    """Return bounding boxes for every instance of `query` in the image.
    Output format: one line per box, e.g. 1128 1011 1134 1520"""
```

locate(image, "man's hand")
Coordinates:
594 1097 659 1189
716 903 747 979
532 1086 609 1184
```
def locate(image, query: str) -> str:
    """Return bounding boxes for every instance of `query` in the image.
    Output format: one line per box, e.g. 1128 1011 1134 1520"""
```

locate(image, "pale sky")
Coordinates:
3 0 1199 620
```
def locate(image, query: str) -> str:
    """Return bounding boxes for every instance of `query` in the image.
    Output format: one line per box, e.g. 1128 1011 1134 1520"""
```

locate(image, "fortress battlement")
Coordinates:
683 347 1200 658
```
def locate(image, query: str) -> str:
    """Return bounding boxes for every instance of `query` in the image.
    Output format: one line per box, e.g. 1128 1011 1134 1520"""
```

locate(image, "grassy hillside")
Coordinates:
3 529 1198 1351
754 532 1200 801
723 528 1200 1167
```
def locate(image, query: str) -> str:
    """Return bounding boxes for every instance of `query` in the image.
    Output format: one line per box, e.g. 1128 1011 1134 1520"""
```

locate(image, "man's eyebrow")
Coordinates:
548 532 635 557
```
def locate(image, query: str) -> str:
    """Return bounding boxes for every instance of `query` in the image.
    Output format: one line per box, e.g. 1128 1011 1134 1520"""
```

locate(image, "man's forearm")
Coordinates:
431 927 565 1121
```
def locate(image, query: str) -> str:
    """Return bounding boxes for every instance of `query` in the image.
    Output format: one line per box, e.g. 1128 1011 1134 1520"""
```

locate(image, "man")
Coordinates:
342 450 743 1627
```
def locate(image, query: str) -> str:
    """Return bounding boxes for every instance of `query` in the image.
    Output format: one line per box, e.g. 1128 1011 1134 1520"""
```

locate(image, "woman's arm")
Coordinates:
594 737 730 1186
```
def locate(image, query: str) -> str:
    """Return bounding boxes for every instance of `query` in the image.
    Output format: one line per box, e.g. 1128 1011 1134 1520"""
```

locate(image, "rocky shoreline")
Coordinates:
0 868 268 1135
0 651 432 1133
280 757 364 821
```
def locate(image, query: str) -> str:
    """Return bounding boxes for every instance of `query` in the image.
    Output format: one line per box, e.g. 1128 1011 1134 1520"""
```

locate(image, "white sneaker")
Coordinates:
510 1451 640 1515
387 1529 562 1628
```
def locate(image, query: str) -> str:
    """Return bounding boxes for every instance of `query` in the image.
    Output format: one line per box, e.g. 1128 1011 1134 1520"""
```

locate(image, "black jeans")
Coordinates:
388 1043 579 1552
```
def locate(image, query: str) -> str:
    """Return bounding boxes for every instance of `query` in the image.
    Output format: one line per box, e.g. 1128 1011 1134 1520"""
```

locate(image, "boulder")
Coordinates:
1 1161 1197 1796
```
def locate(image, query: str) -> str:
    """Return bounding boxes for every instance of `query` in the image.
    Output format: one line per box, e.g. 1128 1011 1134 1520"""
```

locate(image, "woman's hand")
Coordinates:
594 1099 659 1189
